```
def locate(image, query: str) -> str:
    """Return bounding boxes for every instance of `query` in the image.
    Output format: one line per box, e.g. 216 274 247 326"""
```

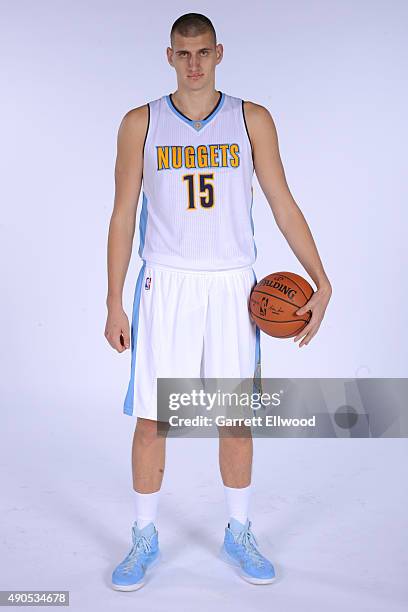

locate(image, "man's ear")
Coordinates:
166 47 174 67
216 43 224 64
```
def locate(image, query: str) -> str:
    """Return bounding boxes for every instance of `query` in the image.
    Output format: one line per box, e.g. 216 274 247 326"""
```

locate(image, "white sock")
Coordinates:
134 489 161 529
223 483 252 525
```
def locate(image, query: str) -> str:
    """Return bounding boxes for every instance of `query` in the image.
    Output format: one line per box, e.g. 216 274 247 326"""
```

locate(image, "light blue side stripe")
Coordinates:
123 261 146 416
252 269 262 397
138 192 148 258
250 188 258 259
165 92 225 131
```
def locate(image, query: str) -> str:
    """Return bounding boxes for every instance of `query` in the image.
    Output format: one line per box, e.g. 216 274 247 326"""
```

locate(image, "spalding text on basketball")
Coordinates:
258 278 297 301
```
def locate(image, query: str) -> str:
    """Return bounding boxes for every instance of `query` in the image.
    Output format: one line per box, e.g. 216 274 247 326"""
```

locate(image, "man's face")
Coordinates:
167 31 223 90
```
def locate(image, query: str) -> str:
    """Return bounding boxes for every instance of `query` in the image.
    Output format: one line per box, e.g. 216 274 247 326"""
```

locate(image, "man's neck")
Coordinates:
170 88 220 121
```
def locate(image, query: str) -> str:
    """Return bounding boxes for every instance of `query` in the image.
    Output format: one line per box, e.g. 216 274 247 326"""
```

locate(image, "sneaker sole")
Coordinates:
111 551 162 591
218 546 277 585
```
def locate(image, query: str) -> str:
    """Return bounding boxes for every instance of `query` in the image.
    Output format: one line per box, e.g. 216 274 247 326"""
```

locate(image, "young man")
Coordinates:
105 13 332 590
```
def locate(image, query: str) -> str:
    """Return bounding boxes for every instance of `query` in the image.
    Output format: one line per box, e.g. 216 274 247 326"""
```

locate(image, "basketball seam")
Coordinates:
252 316 309 324
251 289 304 310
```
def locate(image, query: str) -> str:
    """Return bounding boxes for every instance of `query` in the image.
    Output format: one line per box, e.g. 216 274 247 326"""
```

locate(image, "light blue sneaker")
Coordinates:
219 517 276 584
111 521 161 591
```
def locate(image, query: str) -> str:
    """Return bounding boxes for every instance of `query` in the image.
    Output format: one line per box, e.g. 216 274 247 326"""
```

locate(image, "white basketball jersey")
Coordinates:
138 91 257 270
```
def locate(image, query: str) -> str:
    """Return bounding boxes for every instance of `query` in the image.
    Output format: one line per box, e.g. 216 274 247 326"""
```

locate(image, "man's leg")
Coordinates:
132 417 168 492
111 417 169 590
111 417 168 591
204 267 276 584
217 423 276 584
132 418 169 528
218 425 253 523
113 262 206 590
218 425 252 487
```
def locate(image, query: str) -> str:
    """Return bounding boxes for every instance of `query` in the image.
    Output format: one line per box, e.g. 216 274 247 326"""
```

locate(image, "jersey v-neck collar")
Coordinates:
165 91 225 132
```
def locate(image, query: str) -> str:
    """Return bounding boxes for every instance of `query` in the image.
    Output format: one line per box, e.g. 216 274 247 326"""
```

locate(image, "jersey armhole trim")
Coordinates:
241 100 254 168
142 102 150 157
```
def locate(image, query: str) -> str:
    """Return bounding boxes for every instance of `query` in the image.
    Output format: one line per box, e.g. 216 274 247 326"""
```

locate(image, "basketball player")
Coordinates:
105 13 332 590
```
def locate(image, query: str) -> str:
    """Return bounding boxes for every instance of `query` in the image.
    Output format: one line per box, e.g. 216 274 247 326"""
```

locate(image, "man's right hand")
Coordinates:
104 305 130 353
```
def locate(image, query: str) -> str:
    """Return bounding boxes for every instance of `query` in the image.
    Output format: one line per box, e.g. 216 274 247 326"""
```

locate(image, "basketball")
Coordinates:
249 272 314 338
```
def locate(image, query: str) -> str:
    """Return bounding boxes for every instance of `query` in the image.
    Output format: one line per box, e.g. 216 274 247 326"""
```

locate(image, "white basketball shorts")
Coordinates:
123 260 261 420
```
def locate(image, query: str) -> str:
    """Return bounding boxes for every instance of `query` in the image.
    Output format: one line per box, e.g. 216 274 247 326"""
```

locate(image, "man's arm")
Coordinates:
244 101 332 347
105 104 148 353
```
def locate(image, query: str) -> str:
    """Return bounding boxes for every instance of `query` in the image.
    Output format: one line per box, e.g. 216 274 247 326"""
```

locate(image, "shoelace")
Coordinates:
122 533 153 573
235 526 266 568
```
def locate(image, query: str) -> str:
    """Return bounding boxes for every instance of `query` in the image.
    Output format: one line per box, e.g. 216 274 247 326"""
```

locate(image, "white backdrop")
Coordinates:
1 1 407 611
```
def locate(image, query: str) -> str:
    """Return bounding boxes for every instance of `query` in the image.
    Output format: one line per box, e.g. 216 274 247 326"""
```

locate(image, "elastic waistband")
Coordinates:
143 259 253 276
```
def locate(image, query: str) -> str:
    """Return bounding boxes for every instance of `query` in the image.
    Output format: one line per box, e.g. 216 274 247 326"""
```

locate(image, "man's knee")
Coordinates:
135 417 169 443
217 424 252 440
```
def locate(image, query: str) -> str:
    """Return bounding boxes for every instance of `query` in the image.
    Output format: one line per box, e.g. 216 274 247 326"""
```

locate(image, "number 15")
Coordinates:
182 173 215 210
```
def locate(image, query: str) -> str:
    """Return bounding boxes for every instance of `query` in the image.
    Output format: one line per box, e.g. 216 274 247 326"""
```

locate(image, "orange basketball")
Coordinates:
249 271 314 338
